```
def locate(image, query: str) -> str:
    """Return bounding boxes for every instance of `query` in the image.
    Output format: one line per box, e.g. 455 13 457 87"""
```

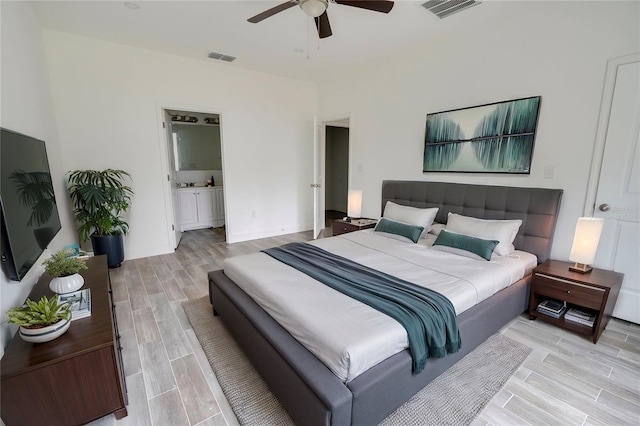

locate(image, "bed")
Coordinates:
208 180 563 426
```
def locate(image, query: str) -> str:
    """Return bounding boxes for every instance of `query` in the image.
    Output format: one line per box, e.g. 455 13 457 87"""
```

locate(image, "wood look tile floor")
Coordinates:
89 228 639 426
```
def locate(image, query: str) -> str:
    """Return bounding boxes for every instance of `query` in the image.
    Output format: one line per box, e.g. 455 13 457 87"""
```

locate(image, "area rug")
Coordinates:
183 296 531 426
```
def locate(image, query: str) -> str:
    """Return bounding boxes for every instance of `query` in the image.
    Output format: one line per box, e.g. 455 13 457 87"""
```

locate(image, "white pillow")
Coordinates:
429 223 446 236
445 213 522 256
383 202 438 238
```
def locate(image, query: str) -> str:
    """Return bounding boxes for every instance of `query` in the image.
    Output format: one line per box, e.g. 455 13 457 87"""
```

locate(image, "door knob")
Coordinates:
599 203 611 212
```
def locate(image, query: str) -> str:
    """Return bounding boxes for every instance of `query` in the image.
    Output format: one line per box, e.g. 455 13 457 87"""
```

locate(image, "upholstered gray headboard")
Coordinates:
381 180 563 263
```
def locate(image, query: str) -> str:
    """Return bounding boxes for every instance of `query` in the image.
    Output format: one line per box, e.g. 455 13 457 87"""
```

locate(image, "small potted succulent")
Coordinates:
43 249 88 294
6 295 72 343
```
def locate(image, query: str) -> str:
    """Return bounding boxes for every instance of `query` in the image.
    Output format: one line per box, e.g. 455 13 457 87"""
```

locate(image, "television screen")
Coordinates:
1 128 62 281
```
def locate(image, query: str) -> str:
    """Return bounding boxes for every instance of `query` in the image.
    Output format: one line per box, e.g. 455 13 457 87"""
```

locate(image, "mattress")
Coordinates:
224 230 537 383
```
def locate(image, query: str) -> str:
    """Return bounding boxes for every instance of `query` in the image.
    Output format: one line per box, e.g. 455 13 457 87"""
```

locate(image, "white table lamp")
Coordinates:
346 190 363 222
569 217 604 273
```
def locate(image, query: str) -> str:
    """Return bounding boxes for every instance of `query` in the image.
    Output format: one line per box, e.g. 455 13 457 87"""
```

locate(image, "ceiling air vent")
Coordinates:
421 0 480 19
207 51 236 62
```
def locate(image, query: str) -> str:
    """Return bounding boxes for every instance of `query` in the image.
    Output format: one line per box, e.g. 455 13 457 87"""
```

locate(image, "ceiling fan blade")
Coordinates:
314 11 333 39
334 0 394 13
247 1 298 23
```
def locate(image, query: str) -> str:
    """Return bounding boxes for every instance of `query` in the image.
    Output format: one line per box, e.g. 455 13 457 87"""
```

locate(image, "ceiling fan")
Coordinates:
247 0 395 39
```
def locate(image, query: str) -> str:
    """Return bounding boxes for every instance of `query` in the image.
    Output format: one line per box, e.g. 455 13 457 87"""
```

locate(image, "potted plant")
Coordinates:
67 169 134 268
43 249 88 294
6 295 72 343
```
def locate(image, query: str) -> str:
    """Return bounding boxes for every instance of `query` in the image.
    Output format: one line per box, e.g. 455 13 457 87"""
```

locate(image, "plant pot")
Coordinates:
19 317 71 343
91 233 124 268
49 273 84 294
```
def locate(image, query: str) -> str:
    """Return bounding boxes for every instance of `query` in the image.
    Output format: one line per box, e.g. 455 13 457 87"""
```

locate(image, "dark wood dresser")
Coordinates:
1 255 127 425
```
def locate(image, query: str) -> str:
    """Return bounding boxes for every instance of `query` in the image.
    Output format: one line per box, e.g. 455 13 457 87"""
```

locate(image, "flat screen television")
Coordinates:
1 128 62 281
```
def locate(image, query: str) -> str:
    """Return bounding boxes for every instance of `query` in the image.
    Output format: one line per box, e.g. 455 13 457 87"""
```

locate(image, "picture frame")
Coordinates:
423 96 541 173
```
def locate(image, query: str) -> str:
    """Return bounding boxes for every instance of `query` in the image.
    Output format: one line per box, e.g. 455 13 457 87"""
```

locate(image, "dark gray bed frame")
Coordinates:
209 181 563 426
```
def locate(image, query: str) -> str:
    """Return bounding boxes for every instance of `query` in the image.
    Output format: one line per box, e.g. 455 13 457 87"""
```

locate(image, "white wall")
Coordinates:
0 2 76 351
317 1 639 261
41 30 317 256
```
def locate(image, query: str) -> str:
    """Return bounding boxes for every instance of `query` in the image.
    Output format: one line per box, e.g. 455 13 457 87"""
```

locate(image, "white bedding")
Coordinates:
223 230 537 383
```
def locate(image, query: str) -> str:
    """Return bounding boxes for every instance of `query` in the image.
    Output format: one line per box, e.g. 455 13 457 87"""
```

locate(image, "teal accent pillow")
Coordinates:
374 218 424 243
432 230 499 261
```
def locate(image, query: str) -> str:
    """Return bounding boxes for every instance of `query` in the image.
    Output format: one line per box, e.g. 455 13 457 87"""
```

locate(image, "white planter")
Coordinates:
49 273 84 294
19 317 71 343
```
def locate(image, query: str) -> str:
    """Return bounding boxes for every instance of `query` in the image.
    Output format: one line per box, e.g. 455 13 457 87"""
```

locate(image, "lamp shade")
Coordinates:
347 190 363 218
300 0 327 17
569 217 604 265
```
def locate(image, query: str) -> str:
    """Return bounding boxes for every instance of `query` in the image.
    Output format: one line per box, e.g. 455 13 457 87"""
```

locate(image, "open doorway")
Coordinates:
324 123 350 228
162 108 226 249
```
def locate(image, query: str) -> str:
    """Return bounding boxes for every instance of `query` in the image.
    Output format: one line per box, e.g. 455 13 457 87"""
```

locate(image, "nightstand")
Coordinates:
528 259 623 343
332 218 377 236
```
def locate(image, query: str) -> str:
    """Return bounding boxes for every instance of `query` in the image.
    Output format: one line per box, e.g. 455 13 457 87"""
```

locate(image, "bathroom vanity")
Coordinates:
178 186 224 231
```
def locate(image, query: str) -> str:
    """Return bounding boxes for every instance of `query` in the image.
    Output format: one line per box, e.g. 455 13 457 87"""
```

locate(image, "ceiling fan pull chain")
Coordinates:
306 17 310 59
315 12 320 51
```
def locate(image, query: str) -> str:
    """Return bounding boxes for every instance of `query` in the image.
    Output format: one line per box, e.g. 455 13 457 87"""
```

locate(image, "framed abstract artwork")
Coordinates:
423 96 541 173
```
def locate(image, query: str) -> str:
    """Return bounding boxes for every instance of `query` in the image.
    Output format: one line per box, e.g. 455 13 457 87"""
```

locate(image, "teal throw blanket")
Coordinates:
262 243 461 374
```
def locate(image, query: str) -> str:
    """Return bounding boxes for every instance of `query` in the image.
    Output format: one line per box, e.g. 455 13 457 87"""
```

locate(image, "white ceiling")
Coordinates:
30 0 497 83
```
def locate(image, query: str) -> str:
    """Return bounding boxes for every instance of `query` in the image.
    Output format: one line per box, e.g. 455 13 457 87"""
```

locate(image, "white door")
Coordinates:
313 117 325 239
164 112 182 248
590 54 640 324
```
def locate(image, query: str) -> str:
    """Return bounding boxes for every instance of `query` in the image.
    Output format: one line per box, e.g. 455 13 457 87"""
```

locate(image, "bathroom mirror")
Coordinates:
173 124 222 171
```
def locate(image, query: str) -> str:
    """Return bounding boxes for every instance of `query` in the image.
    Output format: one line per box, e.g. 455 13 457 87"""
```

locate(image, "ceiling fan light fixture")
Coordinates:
300 0 328 18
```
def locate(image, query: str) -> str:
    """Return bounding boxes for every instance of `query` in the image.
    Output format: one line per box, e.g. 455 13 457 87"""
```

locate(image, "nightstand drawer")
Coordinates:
332 219 377 236
534 273 605 310
333 223 357 235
